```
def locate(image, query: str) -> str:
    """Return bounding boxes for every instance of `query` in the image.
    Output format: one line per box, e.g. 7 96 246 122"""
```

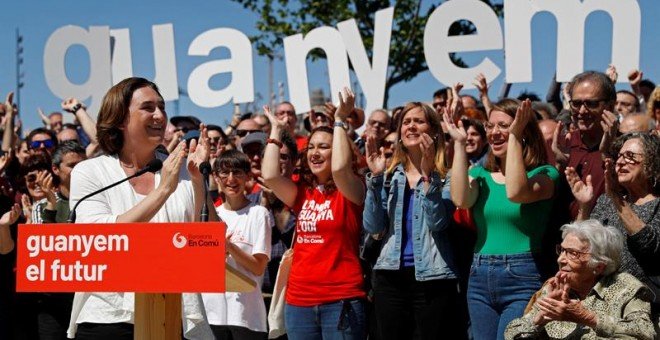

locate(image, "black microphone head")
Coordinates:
146 159 163 173
199 161 212 175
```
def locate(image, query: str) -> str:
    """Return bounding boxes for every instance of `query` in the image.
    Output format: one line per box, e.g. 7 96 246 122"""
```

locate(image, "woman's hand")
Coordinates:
187 125 210 181
334 87 355 122
442 110 467 144
599 110 619 154
535 284 598 328
509 99 533 140
419 133 436 177
159 141 186 195
0 152 12 174
36 171 57 205
565 167 593 205
603 158 624 206
20 194 32 224
447 83 464 121
365 135 387 176
264 105 288 134
551 121 570 167
0 203 20 227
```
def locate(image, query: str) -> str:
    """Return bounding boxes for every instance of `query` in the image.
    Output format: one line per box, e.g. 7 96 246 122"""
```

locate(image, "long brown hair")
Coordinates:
96 77 162 155
386 102 448 177
484 99 547 172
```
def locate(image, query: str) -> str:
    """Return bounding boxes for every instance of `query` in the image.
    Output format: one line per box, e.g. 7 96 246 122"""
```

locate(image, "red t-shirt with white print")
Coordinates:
285 183 365 306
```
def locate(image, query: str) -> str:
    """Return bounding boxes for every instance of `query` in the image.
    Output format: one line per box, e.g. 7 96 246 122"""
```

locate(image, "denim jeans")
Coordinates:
467 253 542 340
285 300 366 340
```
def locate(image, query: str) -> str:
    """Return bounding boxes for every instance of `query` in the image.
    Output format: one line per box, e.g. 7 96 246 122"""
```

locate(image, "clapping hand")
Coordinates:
534 275 596 327
565 167 593 205
335 87 356 122
551 121 571 166
510 99 533 140
187 124 210 181
0 203 20 227
263 105 289 132
599 110 619 154
447 83 464 121
365 135 387 176
442 110 467 144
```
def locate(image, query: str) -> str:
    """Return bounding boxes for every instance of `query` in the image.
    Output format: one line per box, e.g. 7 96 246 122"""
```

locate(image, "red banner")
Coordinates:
16 222 226 293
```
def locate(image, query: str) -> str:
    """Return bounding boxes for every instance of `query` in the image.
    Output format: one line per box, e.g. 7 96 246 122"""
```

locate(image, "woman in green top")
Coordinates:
444 98 560 340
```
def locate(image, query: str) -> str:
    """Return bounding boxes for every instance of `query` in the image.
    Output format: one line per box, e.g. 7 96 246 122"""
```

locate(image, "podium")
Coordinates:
134 266 255 339
15 222 250 339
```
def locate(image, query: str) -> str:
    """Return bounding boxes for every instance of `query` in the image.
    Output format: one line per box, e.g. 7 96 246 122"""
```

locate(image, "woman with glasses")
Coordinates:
567 132 660 320
364 101 461 339
505 219 655 339
202 149 272 340
262 88 366 339
446 98 560 340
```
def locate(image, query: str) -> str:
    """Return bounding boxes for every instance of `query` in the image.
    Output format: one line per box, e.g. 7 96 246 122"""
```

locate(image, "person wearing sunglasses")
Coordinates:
506 219 655 339
18 153 53 224
26 128 58 156
567 132 660 324
233 118 262 146
560 71 619 220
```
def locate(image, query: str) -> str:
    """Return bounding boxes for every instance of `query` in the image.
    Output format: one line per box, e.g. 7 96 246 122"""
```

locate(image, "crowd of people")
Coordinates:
0 65 659 340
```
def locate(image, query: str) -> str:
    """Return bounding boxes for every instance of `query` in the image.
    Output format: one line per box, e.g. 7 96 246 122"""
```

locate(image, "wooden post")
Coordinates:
134 293 182 340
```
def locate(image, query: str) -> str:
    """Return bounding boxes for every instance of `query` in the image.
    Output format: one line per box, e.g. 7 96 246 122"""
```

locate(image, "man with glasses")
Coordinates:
234 118 262 146
564 70 618 219
26 128 58 156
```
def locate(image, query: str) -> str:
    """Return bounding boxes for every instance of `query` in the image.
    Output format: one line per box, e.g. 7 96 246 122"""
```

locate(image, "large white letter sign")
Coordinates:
284 27 350 113
505 0 640 82
338 7 394 114
424 0 503 89
187 28 254 108
43 25 112 117
109 28 134 85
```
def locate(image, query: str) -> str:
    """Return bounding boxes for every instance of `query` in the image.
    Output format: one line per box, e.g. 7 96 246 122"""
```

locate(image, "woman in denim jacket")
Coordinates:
363 102 463 339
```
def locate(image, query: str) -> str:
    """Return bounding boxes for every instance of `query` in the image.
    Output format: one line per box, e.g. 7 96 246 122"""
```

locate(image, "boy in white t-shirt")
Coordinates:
202 150 272 340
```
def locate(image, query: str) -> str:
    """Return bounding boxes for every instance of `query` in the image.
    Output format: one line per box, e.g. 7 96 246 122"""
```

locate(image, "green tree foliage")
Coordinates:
232 0 503 106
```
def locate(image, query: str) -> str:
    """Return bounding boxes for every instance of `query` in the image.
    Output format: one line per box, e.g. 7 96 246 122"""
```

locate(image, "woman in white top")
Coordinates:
68 77 211 339
202 149 272 340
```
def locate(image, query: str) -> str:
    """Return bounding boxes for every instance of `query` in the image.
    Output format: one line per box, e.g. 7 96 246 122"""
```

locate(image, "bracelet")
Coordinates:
70 103 82 113
333 121 348 130
267 138 283 148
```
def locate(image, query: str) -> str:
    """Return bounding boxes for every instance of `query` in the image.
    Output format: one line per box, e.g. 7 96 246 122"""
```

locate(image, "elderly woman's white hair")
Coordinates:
560 220 624 276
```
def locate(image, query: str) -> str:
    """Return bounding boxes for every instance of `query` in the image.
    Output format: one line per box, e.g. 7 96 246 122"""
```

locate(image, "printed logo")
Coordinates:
172 233 187 248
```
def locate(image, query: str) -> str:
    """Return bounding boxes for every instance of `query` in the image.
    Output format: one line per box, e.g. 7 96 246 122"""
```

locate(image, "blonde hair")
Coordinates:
647 86 660 119
386 102 448 177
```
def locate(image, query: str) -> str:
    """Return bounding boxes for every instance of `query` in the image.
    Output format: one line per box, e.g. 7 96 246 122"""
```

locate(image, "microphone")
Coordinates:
67 159 163 223
199 161 212 222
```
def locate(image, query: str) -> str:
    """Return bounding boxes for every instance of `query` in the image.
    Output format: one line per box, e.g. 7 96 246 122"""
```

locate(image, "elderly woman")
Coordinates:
567 133 660 312
505 220 656 339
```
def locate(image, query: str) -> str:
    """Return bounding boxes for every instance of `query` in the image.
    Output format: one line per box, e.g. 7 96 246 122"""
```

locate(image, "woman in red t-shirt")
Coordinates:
262 88 366 340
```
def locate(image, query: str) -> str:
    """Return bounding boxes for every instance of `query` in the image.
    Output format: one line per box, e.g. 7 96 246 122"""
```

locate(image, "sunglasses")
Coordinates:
381 140 395 148
569 99 605 111
209 137 224 144
30 139 54 149
236 129 261 137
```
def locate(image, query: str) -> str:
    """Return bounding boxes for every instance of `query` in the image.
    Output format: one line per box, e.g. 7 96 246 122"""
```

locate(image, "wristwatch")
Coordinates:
333 120 348 130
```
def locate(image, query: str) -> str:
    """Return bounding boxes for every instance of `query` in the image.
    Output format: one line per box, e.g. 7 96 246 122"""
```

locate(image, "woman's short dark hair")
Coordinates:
610 132 660 195
213 149 250 174
19 153 54 194
484 99 548 172
96 77 162 155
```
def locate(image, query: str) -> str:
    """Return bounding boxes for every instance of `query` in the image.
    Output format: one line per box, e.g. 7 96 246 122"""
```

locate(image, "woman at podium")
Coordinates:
262 88 366 339
67 77 211 339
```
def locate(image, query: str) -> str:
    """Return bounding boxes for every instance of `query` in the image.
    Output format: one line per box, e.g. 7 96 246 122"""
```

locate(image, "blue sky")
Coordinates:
0 0 658 131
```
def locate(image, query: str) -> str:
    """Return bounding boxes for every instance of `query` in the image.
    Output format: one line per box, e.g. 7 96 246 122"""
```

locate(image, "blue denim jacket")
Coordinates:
363 164 457 281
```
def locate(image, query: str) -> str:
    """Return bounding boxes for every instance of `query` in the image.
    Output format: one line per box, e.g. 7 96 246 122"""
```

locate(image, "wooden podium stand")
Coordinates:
134 265 256 340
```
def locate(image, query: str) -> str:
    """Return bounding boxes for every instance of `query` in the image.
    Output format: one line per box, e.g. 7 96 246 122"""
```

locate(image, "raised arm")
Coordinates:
443 111 478 208
363 135 388 234
474 73 493 115
332 87 365 205
261 105 297 208
505 100 555 203
2 93 15 152
62 98 97 143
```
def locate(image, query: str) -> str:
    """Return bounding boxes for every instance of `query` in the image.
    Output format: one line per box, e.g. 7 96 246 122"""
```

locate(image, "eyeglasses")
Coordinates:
236 129 261 137
30 139 54 149
616 150 643 164
432 102 446 110
569 99 605 111
484 122 511 132
556 245 590 262
209 137 224 145
279 153 291 162
215 169 248 180
25 174 37 183
174 127 190 133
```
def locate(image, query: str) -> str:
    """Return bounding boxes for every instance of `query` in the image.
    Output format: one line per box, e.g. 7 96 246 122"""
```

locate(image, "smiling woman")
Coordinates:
67 77 213 339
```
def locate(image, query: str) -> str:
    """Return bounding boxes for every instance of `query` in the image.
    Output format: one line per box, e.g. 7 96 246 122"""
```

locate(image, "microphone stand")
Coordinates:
200 162 211 222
